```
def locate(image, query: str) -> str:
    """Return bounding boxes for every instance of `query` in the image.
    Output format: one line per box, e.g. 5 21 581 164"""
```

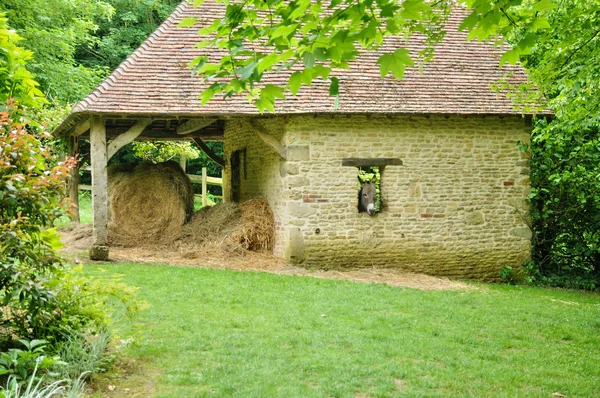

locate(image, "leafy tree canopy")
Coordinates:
0 13 44 108
0 0 114 103
0 0 180 105
77 0 180 71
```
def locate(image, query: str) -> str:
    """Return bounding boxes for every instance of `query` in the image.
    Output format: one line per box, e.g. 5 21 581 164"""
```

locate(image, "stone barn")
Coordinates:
54 0 536 280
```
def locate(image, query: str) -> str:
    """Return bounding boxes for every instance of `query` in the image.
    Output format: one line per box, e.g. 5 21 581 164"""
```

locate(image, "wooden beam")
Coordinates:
177 118 217 135
249 120 286 160
107 119 151 161
73 119 91 137
341 158 403 167
192 137 225 167
89 116 109 260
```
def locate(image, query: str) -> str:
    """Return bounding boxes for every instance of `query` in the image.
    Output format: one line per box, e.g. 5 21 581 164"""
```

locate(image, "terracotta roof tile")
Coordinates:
72 0 534 117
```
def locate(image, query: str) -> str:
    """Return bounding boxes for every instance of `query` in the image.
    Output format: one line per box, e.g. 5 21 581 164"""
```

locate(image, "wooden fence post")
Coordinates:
180 151 186 172
202 167 208 207
68 135 80 222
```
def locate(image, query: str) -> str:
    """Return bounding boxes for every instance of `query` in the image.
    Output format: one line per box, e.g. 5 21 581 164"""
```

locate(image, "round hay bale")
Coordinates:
108 161 194 246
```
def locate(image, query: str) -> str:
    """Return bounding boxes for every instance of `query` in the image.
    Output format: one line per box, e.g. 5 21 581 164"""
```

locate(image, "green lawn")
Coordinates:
86 263 600 398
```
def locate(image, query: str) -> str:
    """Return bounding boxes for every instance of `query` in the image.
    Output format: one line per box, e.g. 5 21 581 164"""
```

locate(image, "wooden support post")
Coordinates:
68 136 80 222
192 137 225 167
179 151 186 172
202 167 208 207
89 116 109 261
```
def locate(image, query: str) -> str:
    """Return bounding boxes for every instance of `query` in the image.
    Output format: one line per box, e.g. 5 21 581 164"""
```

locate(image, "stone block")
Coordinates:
89 245 109 261
289 202 317 218
280 162 300 177
287 176 310 188
465 211 485 225
510 227 532 240
286 145 310 161
285 227 305 264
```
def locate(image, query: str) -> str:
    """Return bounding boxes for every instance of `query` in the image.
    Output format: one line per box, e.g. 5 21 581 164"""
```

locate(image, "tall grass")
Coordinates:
53 329 112 380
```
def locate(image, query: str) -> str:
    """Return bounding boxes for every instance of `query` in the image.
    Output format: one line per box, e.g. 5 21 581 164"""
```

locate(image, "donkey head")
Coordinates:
358 176 377 215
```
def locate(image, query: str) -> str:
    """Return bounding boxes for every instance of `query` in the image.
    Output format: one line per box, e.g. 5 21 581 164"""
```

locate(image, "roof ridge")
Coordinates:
73 0 191 113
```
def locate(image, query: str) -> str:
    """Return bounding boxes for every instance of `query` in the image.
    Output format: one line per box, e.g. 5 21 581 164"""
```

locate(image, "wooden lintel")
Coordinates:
107 119 152 160
73 119 91 137
249 120 286 160
341 158 403 167
177 118 217 135
192 137 225 167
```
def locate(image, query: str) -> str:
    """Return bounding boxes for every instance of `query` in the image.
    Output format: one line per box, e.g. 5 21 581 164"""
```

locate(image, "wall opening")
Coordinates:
357 166 381 214
230 149 242 202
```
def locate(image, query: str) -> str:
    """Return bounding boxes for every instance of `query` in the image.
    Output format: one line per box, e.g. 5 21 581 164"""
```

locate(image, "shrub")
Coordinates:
0 107 78 345
528 119 600 290
0 340 61 387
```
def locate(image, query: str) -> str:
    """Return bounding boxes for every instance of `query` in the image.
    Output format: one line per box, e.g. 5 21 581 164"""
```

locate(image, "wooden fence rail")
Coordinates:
79 167 223 206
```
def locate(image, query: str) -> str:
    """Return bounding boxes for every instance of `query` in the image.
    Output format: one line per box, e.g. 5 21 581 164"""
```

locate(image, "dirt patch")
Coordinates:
59 224 471 291
90 355 159 398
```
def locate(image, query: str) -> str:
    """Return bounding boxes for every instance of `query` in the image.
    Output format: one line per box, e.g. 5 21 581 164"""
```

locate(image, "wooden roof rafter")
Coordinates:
67 117 225 142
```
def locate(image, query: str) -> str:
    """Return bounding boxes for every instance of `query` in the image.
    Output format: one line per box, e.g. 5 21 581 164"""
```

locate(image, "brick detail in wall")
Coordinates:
303 194 329 203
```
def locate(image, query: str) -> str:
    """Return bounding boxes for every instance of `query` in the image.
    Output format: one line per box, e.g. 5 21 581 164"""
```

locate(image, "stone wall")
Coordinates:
223 118 288 256
225 114 532 280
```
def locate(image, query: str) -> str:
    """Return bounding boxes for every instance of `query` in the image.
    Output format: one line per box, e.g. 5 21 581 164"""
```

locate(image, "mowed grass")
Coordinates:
86 263 600 398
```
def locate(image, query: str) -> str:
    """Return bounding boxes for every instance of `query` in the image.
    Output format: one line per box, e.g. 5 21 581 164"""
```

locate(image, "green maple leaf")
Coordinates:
376 48 414 80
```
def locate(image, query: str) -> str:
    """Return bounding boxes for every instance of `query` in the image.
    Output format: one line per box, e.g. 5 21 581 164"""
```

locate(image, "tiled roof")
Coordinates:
70 0 533 119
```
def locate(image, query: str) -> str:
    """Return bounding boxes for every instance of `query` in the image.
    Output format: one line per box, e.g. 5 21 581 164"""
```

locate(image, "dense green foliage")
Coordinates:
0 0 180 105
77 0 180 72
90 263 600 396
0 340 61 387
513 1 600 289
0 0 113 103
0 14 44 108
0 107 77 344
0 27 143 388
